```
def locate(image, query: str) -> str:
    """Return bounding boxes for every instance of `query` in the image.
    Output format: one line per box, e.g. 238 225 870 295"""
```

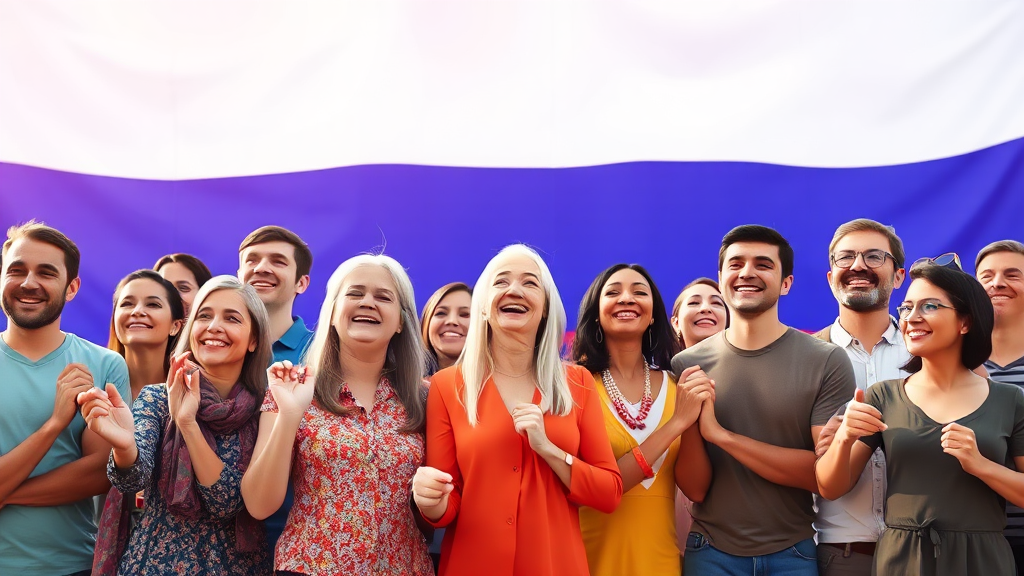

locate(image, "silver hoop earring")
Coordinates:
596 324 604 344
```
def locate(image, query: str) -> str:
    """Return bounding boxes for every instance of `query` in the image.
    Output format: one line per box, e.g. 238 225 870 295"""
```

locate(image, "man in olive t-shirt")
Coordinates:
672 225 855 576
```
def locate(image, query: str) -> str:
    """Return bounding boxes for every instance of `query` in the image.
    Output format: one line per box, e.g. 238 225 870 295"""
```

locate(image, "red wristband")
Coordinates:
632 446 654 479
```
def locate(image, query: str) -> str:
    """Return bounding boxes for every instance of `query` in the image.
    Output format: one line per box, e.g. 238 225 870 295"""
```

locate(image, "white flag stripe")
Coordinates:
2 1 1023 179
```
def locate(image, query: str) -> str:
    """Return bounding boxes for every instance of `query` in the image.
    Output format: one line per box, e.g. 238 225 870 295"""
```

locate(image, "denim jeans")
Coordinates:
684 532 818 576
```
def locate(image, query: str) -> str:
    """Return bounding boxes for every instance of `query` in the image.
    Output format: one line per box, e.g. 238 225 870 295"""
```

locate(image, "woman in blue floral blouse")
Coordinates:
79 276 273 575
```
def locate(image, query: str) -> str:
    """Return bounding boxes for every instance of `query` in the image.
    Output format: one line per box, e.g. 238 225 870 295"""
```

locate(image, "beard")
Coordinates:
833 270 893 312
2 290 66 330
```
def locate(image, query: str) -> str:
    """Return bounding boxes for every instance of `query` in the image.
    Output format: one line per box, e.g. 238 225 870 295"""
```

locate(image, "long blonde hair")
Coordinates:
304 255 426 432
459 244 570 425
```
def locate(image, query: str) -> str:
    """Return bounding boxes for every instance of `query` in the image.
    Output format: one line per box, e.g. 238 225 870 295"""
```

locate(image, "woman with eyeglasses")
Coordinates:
571 264 711 576
816 259 1023 575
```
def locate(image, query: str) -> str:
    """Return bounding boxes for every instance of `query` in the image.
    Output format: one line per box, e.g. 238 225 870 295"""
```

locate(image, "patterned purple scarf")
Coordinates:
93 376 262 575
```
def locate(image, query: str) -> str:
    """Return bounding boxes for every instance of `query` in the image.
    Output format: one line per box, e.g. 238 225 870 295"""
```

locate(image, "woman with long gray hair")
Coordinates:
78 276 273 575
241 255 432 575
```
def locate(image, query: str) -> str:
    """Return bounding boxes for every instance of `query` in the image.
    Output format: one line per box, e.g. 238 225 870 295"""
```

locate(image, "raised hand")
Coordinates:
166 353 201 429
78 383 136 452
512 403 551 454
267 360 316 418
941 422 985 475
412 466 454 521
835 389 885 444
53 363 95 426
670 365 716 434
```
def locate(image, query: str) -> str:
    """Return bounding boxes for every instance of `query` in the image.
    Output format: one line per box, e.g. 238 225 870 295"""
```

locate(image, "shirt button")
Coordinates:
506 517 514 525
513 466 518 472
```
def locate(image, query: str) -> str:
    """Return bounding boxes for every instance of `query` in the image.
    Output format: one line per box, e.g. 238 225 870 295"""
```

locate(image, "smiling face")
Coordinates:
598 268 653 341
719 241 792 317
673 283 727 348
189 289 256 373
238 240 308 309
158 262 201 315
332 264 402 348
428 289 471 366
486 253 546 339
977 251 1024 321
114 278 182 349
827 230 904 312
1 237 78 330
899 278 968 360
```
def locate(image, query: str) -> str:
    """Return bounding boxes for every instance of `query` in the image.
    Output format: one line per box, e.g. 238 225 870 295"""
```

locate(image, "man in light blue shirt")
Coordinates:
0 221 130 576
237 225 315 553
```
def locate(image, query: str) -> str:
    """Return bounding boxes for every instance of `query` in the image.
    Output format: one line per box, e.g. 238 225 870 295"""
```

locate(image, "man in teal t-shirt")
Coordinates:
0 222 130 576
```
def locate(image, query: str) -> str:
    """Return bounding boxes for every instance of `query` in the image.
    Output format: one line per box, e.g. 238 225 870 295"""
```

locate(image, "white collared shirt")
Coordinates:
813 317 910 543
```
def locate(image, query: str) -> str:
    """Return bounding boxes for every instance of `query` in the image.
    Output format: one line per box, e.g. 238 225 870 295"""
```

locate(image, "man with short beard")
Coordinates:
671 225 855 576
975 239 1024 573
812 219 910 576
0 221 129 576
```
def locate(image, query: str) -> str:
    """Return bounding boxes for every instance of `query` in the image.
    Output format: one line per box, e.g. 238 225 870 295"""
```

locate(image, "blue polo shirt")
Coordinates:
271 316 314 366
265 316 314 553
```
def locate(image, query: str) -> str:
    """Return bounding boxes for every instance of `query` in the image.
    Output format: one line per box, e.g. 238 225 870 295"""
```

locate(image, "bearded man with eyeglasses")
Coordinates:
811 218 912 576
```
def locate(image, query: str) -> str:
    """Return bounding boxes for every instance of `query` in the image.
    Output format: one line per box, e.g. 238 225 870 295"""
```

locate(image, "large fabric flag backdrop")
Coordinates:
1 1 1023 346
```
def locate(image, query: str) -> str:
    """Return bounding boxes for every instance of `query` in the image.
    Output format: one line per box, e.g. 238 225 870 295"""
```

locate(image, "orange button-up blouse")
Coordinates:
426 363 623 576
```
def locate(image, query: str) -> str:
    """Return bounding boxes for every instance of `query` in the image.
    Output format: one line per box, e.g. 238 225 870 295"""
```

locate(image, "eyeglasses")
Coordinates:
831 249 894 269
912 252 963 272
896 301 956 320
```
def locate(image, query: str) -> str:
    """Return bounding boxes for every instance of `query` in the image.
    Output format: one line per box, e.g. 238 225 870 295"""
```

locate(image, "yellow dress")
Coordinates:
580 372 681 576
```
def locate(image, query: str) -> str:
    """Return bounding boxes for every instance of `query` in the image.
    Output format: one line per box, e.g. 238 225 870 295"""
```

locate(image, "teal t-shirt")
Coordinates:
0 333 130 576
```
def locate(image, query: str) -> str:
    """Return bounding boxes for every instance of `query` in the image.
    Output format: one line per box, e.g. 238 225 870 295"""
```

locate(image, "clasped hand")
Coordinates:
674 365 716 435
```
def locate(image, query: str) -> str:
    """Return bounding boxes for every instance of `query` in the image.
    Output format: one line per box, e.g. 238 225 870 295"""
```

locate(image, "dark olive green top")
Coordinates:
861 378 1024 576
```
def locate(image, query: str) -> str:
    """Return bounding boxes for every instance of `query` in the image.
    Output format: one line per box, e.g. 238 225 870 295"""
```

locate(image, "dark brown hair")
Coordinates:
2 220 80 284
153 253 213 288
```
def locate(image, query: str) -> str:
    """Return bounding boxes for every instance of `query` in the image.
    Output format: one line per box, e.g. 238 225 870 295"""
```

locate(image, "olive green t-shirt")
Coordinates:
671 328 855 556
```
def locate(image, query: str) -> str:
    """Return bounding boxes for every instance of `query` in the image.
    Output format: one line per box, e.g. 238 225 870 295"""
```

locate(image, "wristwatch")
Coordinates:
564 452 574 466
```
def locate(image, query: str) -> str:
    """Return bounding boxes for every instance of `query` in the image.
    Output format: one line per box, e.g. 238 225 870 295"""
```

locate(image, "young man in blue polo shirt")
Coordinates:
0 221 130 576
237 225 315 554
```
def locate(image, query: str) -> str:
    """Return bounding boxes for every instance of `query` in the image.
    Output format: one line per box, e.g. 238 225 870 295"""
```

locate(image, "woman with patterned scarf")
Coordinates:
78 276 273 575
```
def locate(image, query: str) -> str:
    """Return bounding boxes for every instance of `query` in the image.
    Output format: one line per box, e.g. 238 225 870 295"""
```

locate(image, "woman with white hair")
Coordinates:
79 276 273 575
412 244 622 576
241 255 432 575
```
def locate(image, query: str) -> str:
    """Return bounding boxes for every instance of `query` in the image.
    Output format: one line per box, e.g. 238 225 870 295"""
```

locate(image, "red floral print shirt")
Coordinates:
262 377 432 575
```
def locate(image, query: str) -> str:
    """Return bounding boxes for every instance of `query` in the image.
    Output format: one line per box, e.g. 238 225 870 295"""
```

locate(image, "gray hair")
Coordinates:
305 255 426 432
173 275 271 397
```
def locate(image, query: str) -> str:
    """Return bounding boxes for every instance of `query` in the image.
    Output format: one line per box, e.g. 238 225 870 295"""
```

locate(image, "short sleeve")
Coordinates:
857 381 886 452
261 387 279 413
811 347 857 426
1009 384 1024 458
104 353 131 405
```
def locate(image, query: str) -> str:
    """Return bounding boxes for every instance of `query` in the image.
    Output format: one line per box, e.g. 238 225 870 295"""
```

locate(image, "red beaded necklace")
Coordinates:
600 360 653 430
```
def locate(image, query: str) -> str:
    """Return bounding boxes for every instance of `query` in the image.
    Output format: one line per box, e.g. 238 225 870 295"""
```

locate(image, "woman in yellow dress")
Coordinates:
572 264 715 576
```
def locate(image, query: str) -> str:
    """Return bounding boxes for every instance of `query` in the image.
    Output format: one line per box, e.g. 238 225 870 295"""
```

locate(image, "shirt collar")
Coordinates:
275 316 311 351
830 316 901 349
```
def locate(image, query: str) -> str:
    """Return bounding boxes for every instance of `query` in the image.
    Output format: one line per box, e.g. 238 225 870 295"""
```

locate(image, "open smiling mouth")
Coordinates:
500 304 527 314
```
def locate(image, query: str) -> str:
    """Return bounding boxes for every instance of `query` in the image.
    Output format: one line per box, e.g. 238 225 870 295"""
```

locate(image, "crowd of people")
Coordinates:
1 217 1022 576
